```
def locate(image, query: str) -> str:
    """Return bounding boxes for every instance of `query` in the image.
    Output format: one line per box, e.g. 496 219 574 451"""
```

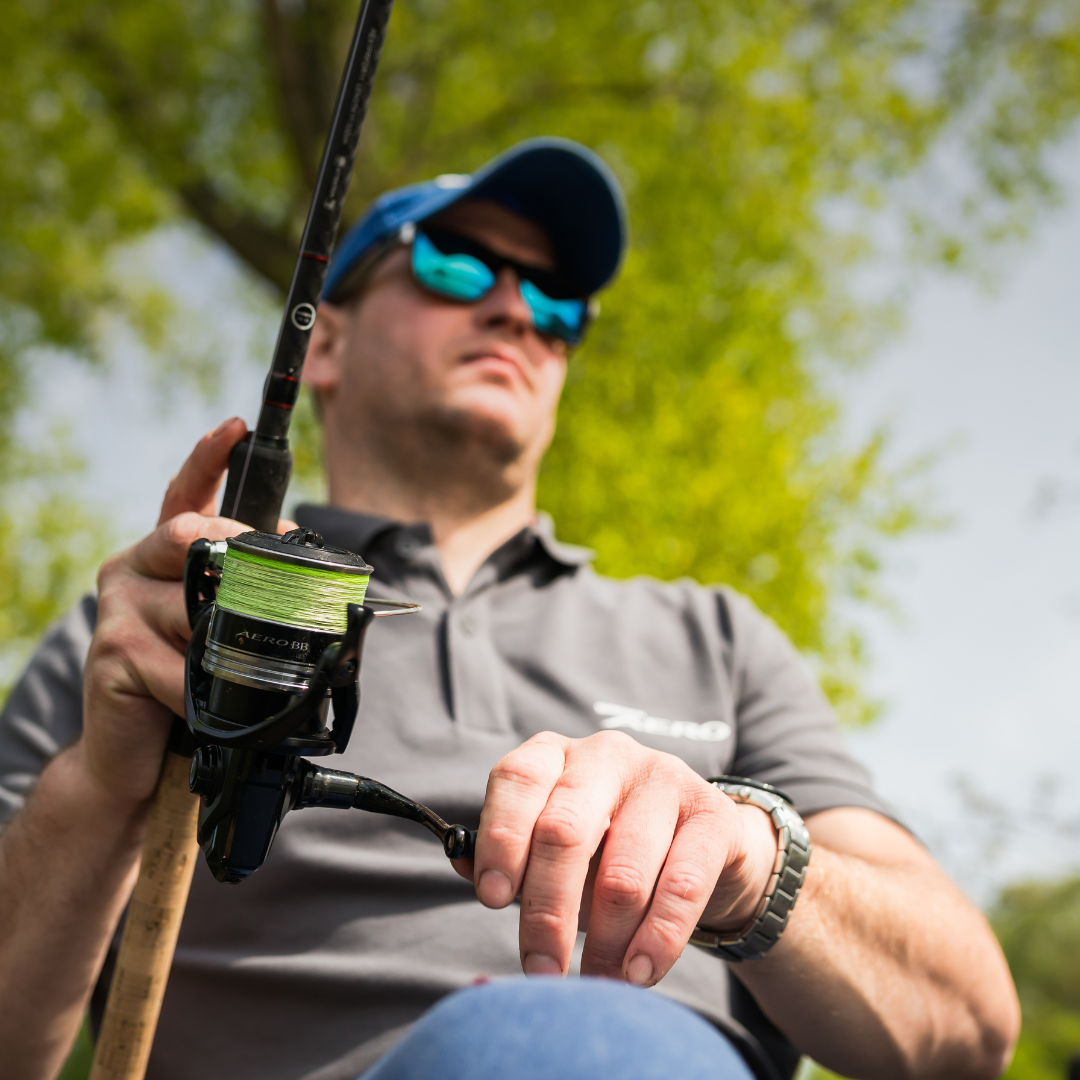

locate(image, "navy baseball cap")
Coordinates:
323 137 628 303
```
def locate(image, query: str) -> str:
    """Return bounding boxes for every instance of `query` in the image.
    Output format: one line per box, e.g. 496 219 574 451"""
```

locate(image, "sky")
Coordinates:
28 142 1080 906
838 145 1080 901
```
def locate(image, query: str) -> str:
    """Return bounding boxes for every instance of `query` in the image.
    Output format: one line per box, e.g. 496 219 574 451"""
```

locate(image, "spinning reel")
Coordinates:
180 527 476 883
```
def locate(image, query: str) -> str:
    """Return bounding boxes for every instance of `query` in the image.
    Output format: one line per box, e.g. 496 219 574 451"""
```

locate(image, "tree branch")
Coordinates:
259 0 323 193
66 24 298 293
179 181 297 294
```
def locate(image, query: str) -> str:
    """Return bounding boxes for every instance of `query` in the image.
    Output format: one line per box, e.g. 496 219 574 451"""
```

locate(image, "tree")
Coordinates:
3 0 1080 714
992 875 1080 1080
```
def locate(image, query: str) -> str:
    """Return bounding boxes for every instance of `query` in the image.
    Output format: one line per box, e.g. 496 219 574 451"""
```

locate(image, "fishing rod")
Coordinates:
221 0 391 534
88 3 475 1076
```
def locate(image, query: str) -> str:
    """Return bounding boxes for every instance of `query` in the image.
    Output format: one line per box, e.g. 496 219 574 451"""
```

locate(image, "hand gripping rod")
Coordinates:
89 4 395 1078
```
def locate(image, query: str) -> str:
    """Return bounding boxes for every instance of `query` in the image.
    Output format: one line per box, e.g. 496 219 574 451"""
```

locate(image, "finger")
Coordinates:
97 573 191 653
516 743 627 975
473 733 570 909
87 609 192 719
578 841 605 933
277 518 299 534
620 787 733 987
124 512 247 582
578 786 681 978
451 856 475 883
158 417 247 524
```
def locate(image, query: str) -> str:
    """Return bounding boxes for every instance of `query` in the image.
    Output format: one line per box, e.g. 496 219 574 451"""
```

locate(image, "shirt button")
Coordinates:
459 617 475 636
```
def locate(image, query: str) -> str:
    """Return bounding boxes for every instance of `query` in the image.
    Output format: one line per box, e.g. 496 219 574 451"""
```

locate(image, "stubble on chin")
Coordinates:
363 398 530 505
421 403 524 467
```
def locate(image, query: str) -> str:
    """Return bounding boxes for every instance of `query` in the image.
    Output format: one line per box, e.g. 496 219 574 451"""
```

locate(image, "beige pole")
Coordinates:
88 751 200 1080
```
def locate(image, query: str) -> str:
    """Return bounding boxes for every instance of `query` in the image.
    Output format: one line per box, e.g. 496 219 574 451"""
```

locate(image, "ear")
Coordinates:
302 302 351 397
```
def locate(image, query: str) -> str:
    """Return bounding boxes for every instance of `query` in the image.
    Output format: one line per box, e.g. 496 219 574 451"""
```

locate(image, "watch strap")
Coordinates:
689 776 812 962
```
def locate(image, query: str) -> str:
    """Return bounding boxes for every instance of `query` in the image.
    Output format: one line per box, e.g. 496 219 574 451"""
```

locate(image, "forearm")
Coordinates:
733 843 1019 1080
0 740 150 1080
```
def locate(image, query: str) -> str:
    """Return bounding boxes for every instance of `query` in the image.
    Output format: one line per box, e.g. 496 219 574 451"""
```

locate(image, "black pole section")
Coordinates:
220 0 395 531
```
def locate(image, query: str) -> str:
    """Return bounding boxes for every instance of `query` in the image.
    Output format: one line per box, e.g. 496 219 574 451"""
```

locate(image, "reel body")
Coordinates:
182 528 474 883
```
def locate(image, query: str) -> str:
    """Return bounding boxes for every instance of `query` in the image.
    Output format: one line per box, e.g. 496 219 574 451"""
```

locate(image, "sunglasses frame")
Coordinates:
326 221 599 347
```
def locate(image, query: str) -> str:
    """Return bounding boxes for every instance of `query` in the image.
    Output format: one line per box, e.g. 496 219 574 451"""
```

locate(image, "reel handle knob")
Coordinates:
443 825 476 860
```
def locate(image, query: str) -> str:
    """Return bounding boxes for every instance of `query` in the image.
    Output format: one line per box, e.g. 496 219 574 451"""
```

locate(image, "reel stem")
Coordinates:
297 763 476 859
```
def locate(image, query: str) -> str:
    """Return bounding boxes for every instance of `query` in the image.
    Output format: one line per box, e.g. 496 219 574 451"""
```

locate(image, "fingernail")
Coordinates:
523 954 562 976
626 953 654 986
212 417 239 437
477 869 514 908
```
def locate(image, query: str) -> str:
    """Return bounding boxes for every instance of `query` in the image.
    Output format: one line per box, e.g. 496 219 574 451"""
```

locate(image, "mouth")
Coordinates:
459 346 531 389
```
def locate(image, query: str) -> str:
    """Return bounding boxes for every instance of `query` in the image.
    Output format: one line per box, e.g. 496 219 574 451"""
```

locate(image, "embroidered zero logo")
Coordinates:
593 701 731 742
291 302 317 330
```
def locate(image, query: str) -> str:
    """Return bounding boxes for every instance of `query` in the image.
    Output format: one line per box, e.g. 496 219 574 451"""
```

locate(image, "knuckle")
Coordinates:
680 776 728 821
528 730 569 750
587 729 639 756
520 901 572 938
594 861 652 909
662 864 712 905
532 803 590 853
482 819 528 851
489 753 558 793
95 549 135 593
645 908 694 954
162 511 204 549
96 577 148 625
92 621 142 666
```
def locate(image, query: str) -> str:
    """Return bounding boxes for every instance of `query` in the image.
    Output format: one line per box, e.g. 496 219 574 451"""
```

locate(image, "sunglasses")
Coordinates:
410 226 592 345
325 221 591 345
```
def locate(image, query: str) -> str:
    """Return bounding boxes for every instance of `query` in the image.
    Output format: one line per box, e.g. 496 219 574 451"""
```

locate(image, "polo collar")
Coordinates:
293 504 594 571
293 503 399 557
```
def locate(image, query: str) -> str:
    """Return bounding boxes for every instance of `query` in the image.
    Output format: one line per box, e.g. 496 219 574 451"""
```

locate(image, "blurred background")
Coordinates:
2 1 1080 1077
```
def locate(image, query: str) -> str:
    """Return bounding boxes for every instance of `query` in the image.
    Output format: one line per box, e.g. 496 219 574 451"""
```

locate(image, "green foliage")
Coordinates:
3 0 1080 717
0 430 110 694
992 875 1080 1080
800 1065 847 1080
57 1017 93 1080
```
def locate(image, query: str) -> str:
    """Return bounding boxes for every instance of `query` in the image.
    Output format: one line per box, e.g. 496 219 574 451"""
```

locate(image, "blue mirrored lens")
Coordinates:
412 231 494 301
520 280 588 343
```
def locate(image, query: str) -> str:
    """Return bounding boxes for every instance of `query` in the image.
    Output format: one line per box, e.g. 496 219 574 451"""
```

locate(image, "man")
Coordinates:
0 138 1019 1080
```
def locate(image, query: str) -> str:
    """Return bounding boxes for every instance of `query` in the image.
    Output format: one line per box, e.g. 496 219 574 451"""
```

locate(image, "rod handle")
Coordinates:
218 433 293 533
88 751 200 1080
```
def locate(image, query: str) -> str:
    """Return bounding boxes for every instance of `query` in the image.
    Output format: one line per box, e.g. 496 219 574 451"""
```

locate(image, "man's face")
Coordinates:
306 200 570 472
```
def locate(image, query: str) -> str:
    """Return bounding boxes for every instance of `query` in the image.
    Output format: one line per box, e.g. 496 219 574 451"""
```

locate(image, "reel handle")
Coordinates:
88 748 200 1080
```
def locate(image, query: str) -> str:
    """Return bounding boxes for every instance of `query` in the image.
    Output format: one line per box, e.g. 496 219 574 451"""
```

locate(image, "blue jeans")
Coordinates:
360 977 755 1080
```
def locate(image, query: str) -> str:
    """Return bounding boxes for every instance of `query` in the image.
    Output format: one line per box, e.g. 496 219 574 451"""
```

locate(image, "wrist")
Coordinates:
692 778 812 961
699 801 778 932
50 740 155 840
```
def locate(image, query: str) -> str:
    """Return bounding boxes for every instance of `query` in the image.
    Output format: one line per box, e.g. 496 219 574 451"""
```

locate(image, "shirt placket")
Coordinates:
444 568 513 734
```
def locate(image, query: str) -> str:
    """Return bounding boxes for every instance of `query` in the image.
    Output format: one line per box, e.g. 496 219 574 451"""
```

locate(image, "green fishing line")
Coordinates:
216 548 369 634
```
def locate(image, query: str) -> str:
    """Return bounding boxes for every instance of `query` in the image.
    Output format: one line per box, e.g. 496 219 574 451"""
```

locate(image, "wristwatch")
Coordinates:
688 776 812 962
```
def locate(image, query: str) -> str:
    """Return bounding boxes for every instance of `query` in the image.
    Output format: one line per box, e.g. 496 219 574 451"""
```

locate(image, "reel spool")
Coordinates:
181 527 475 883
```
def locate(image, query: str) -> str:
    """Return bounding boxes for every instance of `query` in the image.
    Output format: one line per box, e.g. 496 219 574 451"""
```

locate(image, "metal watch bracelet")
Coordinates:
689 776 812 962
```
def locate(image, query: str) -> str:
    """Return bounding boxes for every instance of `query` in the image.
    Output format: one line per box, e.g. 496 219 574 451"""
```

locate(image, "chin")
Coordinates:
428 395 531 464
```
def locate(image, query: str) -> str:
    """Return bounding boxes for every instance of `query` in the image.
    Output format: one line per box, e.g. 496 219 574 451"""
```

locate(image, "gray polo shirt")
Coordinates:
0 505 891 1080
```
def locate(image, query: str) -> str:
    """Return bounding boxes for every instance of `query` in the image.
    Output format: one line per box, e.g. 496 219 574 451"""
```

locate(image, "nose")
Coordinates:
472 267 534 339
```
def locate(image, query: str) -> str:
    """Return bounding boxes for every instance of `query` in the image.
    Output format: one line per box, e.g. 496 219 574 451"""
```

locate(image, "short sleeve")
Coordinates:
0 595 96 826
720 587 898 821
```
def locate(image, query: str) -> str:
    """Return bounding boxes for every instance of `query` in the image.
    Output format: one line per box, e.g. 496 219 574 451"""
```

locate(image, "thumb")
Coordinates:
158 417 248 525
